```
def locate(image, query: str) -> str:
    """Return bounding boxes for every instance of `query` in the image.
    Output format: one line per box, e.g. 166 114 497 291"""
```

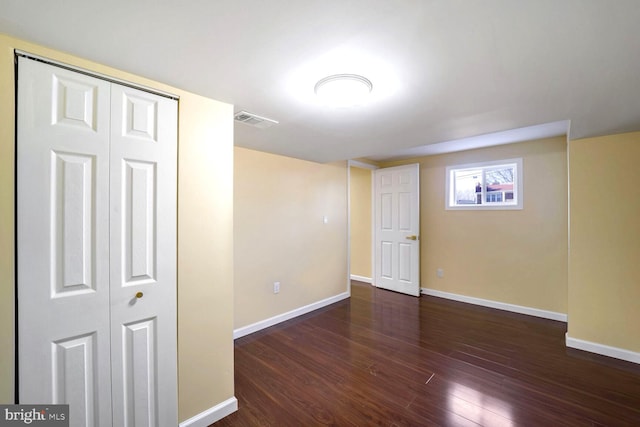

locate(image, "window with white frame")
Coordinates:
445 158 523 210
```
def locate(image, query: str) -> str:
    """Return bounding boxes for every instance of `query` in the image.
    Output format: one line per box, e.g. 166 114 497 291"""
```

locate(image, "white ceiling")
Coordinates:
2 1 639 163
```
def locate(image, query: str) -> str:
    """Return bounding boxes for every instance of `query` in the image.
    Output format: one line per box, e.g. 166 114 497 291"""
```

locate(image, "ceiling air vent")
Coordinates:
234 110 279 129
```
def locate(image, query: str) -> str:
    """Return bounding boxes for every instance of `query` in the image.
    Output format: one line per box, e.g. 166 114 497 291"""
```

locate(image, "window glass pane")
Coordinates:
454 169 481 205
485 166 515 204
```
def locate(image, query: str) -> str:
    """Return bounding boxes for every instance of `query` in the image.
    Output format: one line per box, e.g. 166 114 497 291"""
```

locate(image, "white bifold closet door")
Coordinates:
17 56 177 427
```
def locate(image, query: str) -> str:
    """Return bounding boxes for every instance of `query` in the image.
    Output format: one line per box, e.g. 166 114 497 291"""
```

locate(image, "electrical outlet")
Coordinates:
273 281 280 294
436 268 444 278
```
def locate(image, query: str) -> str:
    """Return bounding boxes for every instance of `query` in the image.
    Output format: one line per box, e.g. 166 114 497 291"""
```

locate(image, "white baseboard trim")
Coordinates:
421 288 568 322
566 334 640 364
234 292 350 339
350 274 372 284
179 396 238 427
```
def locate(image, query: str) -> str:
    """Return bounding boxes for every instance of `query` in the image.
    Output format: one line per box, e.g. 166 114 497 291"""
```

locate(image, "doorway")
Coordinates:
349 162 421 296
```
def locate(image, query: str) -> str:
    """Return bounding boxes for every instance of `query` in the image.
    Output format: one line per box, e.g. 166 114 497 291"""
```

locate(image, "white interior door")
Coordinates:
374 164 420 296
17 56 177 427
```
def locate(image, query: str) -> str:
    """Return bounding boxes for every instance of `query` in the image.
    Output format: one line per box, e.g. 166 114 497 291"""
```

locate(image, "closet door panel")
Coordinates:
17 57 113 426
109 84 178 427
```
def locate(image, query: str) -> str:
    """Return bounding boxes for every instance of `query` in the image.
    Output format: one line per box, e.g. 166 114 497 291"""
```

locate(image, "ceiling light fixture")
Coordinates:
314 74 373 107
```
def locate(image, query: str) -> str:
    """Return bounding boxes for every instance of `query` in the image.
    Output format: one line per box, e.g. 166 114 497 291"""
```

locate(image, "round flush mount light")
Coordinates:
314 74 373 107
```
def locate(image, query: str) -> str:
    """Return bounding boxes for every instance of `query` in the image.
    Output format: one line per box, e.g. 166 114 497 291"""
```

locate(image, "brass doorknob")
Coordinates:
135 292 144 299
405 235 419 240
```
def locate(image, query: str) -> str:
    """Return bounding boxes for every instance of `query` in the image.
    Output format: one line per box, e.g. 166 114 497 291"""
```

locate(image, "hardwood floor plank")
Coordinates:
215 282 640 426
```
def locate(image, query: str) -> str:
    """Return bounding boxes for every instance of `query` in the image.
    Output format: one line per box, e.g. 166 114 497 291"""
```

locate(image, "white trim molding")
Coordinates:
234 292 350 339
565 334 640 364
179 397 238 427
421 288 568 322
350 274 372 284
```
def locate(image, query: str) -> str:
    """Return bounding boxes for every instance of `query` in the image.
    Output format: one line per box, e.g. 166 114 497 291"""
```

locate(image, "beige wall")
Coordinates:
349 166 372 279
0 35 235 422
234 147 348 329
568 132 640 353
176 95 235 420
381 137 568 313
0 36 15 406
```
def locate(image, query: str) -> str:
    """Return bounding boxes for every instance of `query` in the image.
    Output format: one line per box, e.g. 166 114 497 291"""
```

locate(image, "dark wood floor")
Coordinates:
215 281 640 426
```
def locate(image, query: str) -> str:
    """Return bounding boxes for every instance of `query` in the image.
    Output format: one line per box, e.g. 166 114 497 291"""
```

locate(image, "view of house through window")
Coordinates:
446 158 523 209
